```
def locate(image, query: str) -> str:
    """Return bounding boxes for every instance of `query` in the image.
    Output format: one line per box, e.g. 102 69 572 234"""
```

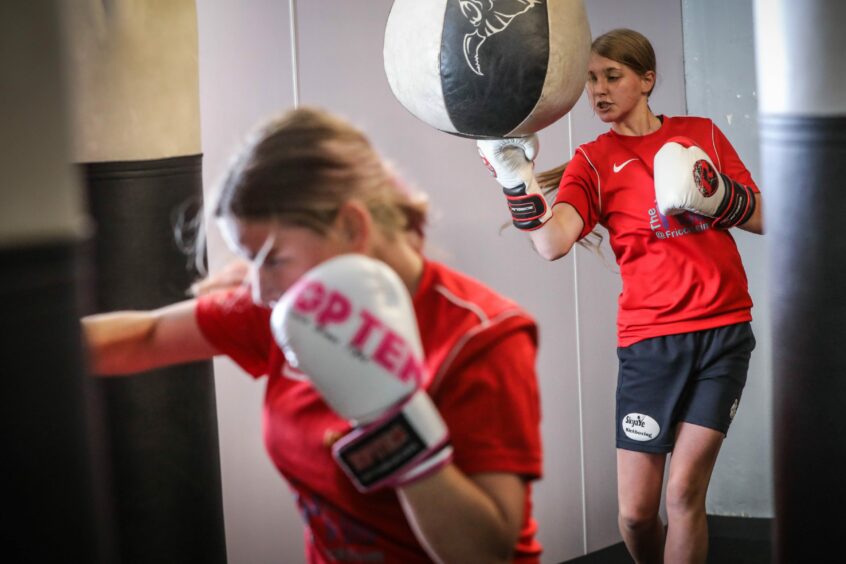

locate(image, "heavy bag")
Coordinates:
384 0 591 139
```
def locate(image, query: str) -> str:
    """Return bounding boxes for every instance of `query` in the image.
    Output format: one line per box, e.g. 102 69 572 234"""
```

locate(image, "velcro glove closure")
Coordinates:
332 389 452 493
503 182 551 231
711 174 757 229
477 135 551 230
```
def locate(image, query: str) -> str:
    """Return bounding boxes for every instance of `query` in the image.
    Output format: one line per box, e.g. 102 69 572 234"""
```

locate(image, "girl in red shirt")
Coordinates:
478 28 763 564
84 106 543 563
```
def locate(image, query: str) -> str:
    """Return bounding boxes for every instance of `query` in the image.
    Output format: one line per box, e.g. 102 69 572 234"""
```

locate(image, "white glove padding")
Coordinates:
654 137 756 229
271 254 452 492
477 135 552 230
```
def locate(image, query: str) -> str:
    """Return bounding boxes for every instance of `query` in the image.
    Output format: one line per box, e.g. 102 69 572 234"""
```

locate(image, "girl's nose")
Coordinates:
593 77 607 93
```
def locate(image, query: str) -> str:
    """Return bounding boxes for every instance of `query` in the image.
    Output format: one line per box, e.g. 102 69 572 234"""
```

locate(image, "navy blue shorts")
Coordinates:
616 323 756 453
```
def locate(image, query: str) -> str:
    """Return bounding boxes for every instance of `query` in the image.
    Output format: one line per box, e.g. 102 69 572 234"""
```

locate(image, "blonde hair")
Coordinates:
213 106 427 240
183 107 428 290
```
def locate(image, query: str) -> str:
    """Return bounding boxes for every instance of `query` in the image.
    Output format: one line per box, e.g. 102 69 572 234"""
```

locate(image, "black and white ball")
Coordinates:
384 0 591 139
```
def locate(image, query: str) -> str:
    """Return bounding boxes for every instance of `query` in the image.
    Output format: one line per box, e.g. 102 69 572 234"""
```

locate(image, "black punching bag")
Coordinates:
1 2 116 562
754 1 846 561
66 2 226 562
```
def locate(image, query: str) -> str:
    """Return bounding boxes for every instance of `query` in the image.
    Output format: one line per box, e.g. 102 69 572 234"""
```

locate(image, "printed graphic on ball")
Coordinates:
440 0 550 137
622 413 660 441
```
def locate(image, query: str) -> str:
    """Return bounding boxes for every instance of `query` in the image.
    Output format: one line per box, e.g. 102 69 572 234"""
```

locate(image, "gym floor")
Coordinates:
562 516 772 563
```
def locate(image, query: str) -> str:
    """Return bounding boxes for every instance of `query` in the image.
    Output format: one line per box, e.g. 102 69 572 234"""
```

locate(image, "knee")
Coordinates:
665 476 707 515
618 504 660 534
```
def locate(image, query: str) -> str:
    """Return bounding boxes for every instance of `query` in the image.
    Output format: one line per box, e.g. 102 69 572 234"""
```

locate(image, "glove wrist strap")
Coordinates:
503 178 552 231
712 174 756 229
332 389 452 492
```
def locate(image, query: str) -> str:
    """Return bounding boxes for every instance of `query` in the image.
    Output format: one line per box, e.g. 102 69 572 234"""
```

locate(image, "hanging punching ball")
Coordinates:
66 2 227 563
754 0 846 561
384 0 591 139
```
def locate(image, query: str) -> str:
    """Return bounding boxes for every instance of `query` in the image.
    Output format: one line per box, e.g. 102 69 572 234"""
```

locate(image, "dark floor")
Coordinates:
562 516 772 563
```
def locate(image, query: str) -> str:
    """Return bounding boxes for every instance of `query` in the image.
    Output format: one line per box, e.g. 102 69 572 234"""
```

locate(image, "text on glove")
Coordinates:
290 280 424 385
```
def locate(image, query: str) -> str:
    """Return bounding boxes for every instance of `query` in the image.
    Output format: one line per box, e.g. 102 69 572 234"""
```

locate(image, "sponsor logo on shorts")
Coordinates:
622 413 660 441
729 398 739 420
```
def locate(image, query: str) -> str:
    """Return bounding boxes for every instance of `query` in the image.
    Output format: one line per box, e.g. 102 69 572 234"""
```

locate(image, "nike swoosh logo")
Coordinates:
613 158 638 173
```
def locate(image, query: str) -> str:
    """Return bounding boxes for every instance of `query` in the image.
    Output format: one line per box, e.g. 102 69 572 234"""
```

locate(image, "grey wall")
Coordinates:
195 1 729 563
682 0 773 518
196 2 302 563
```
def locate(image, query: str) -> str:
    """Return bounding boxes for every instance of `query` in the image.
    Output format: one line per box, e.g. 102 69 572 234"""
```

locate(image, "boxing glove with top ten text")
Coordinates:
270 254 452 492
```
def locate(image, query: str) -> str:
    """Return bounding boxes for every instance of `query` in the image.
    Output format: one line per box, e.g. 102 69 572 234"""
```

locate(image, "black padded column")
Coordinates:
754 1 846 560
2 245 116 563
2 1 116 562
84 155 227 564
763 117 846 561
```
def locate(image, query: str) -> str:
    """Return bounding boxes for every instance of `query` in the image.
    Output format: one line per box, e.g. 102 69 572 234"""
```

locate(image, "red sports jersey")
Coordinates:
554 116 759 346
196 259 543 563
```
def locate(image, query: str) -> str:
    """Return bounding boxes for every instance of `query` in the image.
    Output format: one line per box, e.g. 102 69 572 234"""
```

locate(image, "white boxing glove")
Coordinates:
270 254 452 492
477 134 552 230
654 137 756 229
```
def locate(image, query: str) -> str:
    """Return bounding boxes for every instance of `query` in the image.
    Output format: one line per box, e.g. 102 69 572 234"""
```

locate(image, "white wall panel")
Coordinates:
683 0 773 518
196 1 304 563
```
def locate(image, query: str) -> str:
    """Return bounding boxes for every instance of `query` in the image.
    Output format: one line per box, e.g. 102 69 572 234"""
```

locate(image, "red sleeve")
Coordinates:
553 148 601 239
712 123 760 193
195 287 275 378
431 324 542 480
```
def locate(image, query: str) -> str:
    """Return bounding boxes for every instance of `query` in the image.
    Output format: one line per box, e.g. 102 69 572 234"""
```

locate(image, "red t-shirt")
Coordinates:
554 116 759 346
196 259 543 563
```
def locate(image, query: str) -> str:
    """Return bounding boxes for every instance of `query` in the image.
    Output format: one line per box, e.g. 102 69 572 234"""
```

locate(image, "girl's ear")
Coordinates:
642 70 656 95
333 200 372 253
